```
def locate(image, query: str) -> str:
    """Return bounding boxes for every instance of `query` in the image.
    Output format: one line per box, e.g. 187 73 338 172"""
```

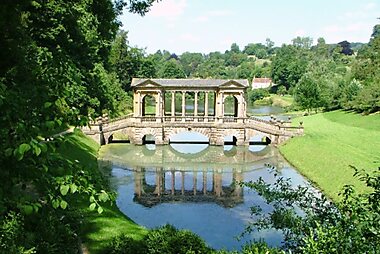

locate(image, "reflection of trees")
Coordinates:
133 167 244 208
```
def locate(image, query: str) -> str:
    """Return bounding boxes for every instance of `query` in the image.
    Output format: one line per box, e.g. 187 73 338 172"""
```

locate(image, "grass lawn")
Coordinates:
59 129 147 253
280 110 380 201
254 94 294 108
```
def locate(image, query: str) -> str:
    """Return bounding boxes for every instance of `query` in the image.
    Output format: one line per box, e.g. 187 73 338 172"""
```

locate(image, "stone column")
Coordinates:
134 91 141 117
181 91 186 117
204 92 209 117
194 91 198 116
171 91 175 116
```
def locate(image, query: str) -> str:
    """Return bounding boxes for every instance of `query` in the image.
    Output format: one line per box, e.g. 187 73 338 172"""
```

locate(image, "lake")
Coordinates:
99 141 309 250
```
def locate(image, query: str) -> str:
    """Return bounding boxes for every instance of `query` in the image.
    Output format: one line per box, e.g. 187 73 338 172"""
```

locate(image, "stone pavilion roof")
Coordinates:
131 78 249 88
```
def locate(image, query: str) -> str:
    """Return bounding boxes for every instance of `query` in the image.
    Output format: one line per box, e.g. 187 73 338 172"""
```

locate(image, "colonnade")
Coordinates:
134 90 246 118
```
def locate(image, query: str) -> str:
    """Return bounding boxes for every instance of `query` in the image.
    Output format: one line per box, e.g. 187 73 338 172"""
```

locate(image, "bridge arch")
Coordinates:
164 127 212 144
245 129 274 145
134 127 163 145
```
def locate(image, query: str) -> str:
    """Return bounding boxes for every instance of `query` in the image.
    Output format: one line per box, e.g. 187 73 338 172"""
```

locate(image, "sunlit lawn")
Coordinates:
280 110 380 201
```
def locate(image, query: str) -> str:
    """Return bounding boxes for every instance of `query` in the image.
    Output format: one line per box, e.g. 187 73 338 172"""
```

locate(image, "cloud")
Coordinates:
148 0 187 19
194 9 234 23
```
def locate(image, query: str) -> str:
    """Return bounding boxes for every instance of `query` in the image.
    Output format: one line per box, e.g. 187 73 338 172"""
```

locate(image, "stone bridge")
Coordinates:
82 78 303 146
82 114 303 146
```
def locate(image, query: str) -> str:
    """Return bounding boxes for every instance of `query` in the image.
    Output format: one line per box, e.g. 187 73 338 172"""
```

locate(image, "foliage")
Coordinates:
271 44 309 89
242 167 380 253
216 242 284 254
106 224 212 254
159 58 186 78
109 30 156 91
0 0 154 252
248 89 270 104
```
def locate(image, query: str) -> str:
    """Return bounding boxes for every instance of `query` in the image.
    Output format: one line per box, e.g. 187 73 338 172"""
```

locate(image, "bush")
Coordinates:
105 234 146 254
248 89 270 104
107 224 212 254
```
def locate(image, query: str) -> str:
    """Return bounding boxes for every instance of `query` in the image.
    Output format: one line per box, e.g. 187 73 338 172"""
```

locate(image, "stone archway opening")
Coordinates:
169 131 209 154
142 94 156 116
224 135 238 146
142 134 155 145
223 95 238 117
248 134 271 152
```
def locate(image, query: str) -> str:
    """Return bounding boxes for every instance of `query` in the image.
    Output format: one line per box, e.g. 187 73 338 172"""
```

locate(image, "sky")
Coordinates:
120 0 380 54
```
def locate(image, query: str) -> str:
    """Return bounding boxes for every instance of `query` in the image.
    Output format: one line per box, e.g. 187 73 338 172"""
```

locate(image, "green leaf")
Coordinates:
89 196 95 203
89 203 96 211
52 199 60 209
60 200 68 209
46 121 55 129
21 205 34 215
60 185 70 196
34 146 41 156
44 102 52 108
97 206 104 214
18 143 31 155
98 191 109 202
70 183 78 194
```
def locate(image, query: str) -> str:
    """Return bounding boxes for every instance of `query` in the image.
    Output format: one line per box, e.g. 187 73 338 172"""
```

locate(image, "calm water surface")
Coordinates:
99 141 309 250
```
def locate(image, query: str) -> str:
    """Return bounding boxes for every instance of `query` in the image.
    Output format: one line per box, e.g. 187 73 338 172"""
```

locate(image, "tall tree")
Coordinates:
0 0 156 251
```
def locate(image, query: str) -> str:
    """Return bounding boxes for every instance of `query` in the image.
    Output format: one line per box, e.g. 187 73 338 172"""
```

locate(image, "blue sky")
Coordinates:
120 0 380 54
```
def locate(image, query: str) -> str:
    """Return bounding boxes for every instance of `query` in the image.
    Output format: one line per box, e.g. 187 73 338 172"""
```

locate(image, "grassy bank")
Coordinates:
280 110 380 201
59 130 146 253
254 94 294 108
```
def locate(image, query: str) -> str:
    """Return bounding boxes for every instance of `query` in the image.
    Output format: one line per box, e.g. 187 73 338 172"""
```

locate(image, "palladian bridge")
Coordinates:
83 78 303 146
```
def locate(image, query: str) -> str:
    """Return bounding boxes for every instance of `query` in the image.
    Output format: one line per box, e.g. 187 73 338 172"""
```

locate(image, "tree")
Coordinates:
352 22 380 113
243 167 380 253
337 40 354 55
179 52 204 77
294 72 322 112
229 43 241 54
292 36 313 49
243 43 268 59
271 44 309 89
0 0 155 251
159 59 186 78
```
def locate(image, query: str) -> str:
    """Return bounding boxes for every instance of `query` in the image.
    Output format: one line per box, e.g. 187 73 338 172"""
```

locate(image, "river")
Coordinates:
98 105 308 250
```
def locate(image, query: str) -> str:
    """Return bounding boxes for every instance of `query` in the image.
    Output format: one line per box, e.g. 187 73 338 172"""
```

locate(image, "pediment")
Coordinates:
133 79 162 88
219 80 246 88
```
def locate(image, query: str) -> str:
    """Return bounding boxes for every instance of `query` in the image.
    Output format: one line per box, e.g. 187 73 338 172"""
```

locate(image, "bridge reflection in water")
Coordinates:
133 167 244 208
99 143 300 250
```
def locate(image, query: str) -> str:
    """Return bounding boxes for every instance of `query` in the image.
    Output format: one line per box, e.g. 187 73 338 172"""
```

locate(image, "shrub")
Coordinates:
107 224 212 254
105 233 146 254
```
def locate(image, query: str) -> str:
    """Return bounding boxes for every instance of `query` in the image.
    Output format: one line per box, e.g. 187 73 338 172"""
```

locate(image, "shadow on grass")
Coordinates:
58 130 147 253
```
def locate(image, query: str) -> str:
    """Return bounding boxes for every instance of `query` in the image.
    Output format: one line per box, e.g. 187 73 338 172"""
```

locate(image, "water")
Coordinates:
99 143 309 251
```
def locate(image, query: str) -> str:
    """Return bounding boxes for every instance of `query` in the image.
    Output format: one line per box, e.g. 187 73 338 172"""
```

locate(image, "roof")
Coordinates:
131 78 249 88
252 78 272 83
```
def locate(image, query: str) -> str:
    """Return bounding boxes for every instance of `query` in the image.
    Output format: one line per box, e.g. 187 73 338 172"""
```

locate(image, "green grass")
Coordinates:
271 94 294 107
254 94 294 108
280 110 380 201
59 129 147 253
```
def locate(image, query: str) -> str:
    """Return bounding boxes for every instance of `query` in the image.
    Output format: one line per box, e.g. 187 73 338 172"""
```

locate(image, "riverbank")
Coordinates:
279 110 380 201
59 130 147 253
254 94 294 108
